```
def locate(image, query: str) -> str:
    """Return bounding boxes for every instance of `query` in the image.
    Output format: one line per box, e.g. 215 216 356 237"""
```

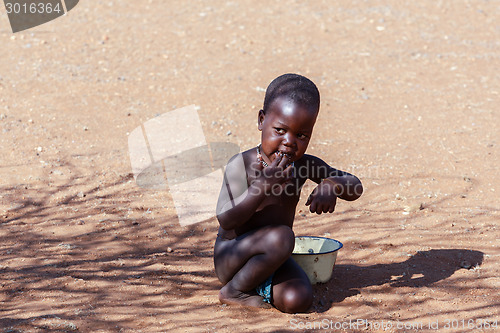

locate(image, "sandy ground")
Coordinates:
1 1 499 332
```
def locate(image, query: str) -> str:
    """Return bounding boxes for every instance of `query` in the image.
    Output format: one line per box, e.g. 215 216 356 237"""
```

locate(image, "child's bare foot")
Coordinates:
219 283 272 309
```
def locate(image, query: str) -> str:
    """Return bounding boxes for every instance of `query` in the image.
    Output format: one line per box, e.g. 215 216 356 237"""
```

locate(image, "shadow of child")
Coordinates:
313 249 484 311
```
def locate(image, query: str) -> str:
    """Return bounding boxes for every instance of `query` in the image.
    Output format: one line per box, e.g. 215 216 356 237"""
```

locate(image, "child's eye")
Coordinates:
274 128 285 134
297 133 308 139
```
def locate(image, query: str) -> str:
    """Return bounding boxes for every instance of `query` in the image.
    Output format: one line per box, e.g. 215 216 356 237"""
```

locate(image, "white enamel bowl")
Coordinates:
292 236 343 284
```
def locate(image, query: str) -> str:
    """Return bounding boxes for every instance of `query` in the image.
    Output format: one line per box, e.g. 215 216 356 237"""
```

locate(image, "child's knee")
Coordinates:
264 225 295 256
279 284 313 313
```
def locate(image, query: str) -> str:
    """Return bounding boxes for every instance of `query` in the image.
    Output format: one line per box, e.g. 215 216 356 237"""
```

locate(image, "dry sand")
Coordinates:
0 1 499 332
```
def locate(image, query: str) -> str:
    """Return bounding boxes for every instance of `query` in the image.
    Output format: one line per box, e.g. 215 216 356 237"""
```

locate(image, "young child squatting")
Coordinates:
214 74 362 313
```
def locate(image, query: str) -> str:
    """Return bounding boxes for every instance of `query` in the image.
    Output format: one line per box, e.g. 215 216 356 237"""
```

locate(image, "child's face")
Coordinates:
258 97 318 163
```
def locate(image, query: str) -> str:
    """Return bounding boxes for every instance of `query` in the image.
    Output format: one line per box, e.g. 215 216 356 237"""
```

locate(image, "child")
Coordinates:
214 74 363 313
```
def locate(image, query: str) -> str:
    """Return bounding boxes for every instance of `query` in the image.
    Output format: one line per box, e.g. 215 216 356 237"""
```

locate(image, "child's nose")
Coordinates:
283 133 296 147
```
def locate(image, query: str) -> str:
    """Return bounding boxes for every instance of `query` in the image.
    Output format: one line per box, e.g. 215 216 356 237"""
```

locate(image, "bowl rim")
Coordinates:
293 235 343 255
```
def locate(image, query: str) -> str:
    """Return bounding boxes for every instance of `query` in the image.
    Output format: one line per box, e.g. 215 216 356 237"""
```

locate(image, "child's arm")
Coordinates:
303 155 363 214
216 152 293 230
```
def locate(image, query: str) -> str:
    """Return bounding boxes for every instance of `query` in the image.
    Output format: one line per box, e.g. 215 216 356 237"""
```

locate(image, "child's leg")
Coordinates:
214 224 295 308
272 257 313 313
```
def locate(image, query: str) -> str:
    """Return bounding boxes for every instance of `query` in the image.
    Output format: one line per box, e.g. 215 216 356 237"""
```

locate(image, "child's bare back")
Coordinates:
214 74 362 313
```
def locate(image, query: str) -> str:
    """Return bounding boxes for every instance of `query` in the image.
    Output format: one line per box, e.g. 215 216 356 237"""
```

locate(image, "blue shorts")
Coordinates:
255 273 274 303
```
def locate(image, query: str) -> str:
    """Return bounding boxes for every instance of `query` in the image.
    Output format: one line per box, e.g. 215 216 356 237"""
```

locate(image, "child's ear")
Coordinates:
257 109 265 131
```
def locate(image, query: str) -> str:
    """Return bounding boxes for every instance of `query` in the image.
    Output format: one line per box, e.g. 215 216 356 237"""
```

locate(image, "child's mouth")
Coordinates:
274 151 293 159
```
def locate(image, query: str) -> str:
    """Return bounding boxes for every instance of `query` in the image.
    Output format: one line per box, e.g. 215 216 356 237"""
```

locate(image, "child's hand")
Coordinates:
305 179 338 214
256 152 294 190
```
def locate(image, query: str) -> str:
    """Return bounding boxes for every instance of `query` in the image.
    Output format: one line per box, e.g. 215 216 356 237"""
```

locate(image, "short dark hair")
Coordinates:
262 73 320 114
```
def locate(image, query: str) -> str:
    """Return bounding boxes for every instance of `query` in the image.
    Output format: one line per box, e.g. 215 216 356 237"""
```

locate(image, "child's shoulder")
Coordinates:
224 147 252 161
224 147 257 171
295 154 337 182
296 153 325 166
